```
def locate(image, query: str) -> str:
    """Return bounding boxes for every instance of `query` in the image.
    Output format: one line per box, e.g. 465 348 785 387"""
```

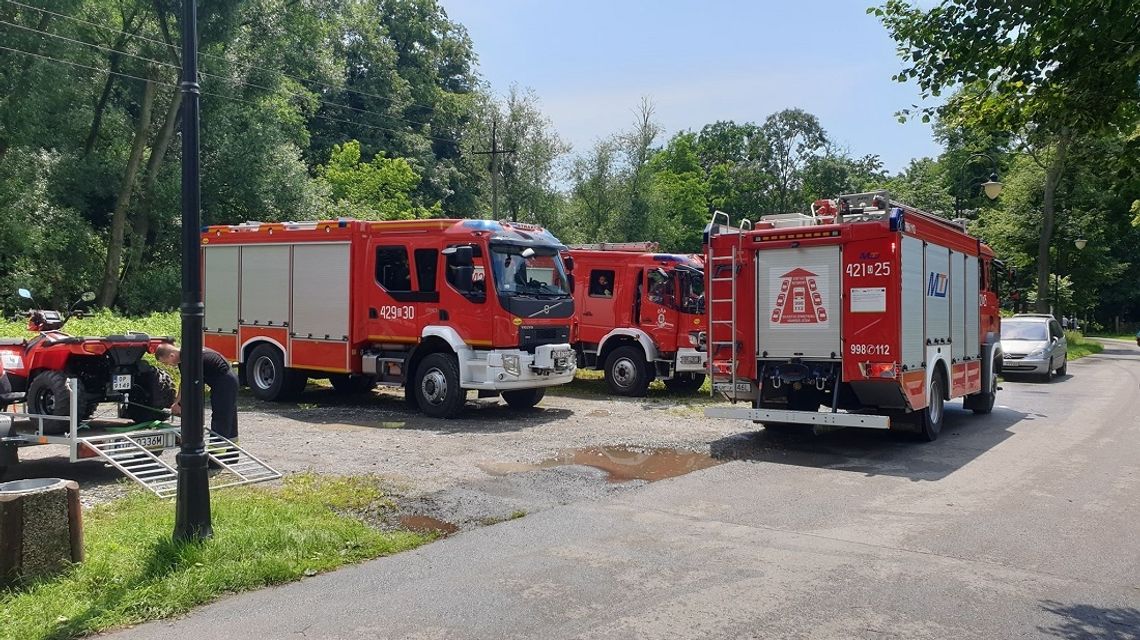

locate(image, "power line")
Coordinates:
0 17 445 134
1 0 447 115
0 44 457 141
0 18 180 72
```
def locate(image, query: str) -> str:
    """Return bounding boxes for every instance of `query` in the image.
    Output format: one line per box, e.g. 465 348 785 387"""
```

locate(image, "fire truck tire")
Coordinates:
664 373 705 393
604 346 651 397
26 371 83 435
964 359 998 415
247 345 307 401
414 353 466 418
123 367 176 423
329 374 377 395
913 370 946 442
501 388 545 410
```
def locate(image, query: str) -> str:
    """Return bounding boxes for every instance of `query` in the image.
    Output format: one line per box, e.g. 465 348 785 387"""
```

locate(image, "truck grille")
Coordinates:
518 326 570 353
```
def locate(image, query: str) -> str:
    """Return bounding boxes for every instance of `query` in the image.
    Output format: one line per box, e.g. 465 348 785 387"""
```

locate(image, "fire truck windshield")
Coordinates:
489 244 571 299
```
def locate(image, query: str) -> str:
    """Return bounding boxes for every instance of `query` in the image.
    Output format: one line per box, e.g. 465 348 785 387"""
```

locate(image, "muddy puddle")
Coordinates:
479 446 723 483
399 514 459 535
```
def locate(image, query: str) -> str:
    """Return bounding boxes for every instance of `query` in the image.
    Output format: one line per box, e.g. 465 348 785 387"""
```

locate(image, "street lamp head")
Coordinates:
1074 238 1087 250
982 173 1003 200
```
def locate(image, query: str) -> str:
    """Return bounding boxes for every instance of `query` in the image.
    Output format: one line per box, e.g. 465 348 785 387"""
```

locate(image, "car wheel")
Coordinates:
1056 357 1067 376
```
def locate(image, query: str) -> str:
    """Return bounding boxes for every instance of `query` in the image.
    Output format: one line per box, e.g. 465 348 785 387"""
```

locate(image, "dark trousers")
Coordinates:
209 370 239 439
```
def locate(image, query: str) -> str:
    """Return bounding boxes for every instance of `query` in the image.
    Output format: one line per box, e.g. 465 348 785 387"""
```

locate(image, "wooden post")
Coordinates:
0 478 83 587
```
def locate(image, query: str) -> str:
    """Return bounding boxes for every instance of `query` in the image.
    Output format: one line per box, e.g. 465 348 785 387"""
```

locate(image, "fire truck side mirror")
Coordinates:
443 245 474 267
563 255 574 273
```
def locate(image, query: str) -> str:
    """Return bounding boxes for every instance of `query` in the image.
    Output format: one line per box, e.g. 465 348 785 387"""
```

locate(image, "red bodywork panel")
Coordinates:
566 249 706 356
201 219 572 373
707 198 1000 407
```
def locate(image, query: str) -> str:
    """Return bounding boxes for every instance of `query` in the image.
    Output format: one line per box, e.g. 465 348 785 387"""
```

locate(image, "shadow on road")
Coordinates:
708 404 1028 482
1038 600 1140 639
237 385 574 434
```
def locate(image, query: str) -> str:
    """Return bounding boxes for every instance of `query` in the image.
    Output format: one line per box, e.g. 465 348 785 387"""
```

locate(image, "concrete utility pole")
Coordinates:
473 116 515 220
173 0 212 542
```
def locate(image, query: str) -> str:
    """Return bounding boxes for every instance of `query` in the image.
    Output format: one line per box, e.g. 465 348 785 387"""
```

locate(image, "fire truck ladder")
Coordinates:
567 241 659 252
705 212 750 400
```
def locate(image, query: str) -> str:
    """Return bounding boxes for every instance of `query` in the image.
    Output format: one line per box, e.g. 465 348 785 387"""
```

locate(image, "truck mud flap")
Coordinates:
705 406 890 429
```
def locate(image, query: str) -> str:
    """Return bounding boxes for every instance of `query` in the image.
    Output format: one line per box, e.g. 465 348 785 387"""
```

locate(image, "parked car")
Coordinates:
1000 314 1068 381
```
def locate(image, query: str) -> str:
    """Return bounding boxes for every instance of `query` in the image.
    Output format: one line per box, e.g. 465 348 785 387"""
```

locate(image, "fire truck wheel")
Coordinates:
247 345 307 401
964 361 998 415
414 353 466 418
664 373 705 393
501 388 545 410
914 370 946 442
26 371 83 435
329 374 377 395
604 346 651 397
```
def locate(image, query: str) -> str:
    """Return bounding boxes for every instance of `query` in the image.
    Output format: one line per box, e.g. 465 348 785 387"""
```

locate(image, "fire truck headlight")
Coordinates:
689 331 706 348
502 355 521 376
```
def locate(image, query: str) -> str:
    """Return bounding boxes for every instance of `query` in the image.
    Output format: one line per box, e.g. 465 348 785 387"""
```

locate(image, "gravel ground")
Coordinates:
7 378 744 521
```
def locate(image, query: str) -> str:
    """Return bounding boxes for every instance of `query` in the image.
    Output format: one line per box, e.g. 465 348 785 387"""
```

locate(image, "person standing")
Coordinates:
155 343 239 441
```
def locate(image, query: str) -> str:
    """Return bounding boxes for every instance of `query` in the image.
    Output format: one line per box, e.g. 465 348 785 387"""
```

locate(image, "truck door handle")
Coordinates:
583 311 593 316
369 307 378 319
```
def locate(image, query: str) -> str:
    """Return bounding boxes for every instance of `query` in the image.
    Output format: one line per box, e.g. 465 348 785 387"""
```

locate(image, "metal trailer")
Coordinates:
0 379 279 497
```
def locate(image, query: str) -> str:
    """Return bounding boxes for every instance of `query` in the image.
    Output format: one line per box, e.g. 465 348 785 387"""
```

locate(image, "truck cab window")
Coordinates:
446 244 486 302
376 246 412 292
589 270 615 298
647 269 675 306
414 248 438 293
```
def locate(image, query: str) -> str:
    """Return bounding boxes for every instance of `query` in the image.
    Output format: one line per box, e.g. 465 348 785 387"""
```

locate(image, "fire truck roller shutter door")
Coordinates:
965 256 980 358
203 246 239 333
924 243 951 345
951 250 966 363
241 245 290 327
756 245 842 359
900 236 924 369
292 243 351 342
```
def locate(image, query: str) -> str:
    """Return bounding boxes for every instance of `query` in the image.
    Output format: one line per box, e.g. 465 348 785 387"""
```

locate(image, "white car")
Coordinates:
1000 314 1068 381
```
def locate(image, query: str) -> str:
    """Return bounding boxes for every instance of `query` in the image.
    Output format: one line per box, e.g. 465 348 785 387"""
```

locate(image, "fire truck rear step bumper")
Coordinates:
704 407 891 429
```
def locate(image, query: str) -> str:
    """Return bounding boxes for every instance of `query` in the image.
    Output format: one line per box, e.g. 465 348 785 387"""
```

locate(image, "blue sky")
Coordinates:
439 0 943 173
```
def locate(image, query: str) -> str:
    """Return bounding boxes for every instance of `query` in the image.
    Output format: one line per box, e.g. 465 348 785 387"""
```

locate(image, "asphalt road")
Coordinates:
109 343 1140 640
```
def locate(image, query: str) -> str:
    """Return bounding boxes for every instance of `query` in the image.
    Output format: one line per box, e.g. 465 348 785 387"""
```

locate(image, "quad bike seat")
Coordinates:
0 338 26 346
106 333 151 342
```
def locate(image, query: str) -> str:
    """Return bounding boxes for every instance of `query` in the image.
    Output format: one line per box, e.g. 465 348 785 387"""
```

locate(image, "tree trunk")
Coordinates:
121 90 182 291
1034 135 1070 313
99 77 156 308
83 53 122 157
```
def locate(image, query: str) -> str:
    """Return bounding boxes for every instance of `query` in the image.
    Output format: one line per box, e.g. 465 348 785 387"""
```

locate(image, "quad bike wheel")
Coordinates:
26 371 89 434
121 365 176 423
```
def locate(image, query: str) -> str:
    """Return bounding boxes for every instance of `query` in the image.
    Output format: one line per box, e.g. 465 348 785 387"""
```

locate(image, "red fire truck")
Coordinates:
200 218 577 418
565 243 707 396
704 191 1003 441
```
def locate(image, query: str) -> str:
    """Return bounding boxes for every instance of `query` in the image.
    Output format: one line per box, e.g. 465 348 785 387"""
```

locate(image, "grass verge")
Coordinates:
1065 331 1104 360
0 474 431 640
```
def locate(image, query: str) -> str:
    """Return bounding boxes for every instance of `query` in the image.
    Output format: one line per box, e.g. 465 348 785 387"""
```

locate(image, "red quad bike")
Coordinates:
0 288 176 433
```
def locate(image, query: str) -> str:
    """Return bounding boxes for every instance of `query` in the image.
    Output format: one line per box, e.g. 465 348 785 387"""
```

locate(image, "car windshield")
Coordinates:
489 244 571 298
1001 321 1047 341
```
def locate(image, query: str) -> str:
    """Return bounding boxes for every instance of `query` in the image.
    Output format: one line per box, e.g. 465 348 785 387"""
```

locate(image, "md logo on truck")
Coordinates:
927 272 948 298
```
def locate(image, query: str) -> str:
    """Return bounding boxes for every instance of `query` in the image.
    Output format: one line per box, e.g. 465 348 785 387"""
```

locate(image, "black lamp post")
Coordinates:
968 153 1003 201
173 0 212 542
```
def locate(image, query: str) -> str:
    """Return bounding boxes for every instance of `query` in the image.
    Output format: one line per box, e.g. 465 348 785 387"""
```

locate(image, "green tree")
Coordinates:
317 140 437 220
876 0 1140 312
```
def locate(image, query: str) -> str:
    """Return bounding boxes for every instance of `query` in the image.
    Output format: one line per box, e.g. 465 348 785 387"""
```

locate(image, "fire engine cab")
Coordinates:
565 243 708 396
704 191 1003 441
200 218 577 418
